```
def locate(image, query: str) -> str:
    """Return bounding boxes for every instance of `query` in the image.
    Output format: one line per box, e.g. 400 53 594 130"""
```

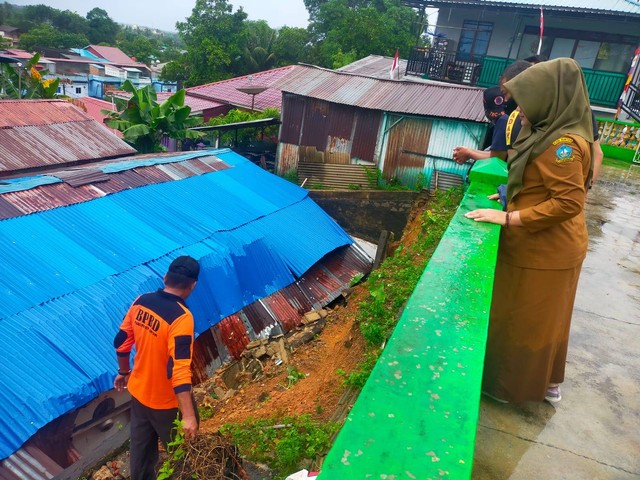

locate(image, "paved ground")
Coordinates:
473 162 640 480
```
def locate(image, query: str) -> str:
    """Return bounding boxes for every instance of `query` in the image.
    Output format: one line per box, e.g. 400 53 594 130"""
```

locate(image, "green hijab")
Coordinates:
503 58 594 201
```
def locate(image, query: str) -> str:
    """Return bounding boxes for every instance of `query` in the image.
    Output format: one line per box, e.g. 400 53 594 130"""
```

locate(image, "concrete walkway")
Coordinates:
473 162 640 479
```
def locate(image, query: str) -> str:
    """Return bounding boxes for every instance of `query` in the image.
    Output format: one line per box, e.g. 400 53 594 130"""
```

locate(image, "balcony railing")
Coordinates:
406 47 484 85
406 47 627 108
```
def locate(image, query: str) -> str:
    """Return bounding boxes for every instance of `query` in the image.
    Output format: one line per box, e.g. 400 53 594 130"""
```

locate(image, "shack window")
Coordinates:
458 21 493 61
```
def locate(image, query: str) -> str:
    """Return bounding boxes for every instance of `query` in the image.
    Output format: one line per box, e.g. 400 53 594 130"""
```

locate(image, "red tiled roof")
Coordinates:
86 45 136 64
0 100 135 175
186 66 296 111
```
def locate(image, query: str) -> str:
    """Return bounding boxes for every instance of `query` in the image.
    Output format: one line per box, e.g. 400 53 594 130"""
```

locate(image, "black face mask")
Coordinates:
504 97 518 115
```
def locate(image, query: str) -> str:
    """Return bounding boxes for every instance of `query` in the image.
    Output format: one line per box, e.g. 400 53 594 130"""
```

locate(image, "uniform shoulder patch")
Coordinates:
554 144 574 164
552 137 574 146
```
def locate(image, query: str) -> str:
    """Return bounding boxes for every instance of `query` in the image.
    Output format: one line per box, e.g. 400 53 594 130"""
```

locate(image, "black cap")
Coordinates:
167 256 200 281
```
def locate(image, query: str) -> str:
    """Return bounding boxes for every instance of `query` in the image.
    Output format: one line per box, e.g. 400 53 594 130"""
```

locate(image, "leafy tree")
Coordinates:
54 9 90 36
19 24 89 50
306 0 419 67
160 54 190 88
0 53 60 99
237 20 277 74
86 7 120 44
103 80 204 153
119 35 161 64
207 107 280 146
172 0 248 86
273 26 312 67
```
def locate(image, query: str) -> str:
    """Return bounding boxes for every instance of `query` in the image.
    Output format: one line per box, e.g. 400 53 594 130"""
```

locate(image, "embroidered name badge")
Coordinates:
552 137 574 146
555 144 574 164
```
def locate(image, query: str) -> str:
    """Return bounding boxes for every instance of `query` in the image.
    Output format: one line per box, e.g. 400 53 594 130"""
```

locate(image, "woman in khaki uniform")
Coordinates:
465 58 594 403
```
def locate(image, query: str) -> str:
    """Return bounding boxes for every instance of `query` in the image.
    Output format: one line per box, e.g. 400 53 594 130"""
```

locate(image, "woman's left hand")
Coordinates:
465 209 506 225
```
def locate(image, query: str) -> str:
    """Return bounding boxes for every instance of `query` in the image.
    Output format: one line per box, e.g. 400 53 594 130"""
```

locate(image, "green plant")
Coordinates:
198 405 214 420
282 169 299 184
341 187 464 387
364 167 380 188
349 273 364 287
285 366 306 389
103 80 204 153
220 415 339 479
347 183 361 190
157 416 186 480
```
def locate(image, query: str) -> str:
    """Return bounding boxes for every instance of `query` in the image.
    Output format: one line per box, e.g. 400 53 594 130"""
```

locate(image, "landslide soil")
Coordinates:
197 194 431 432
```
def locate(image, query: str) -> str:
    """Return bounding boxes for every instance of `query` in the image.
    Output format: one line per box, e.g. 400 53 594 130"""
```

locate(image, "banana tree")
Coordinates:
102 80 204 153
0 53 60 99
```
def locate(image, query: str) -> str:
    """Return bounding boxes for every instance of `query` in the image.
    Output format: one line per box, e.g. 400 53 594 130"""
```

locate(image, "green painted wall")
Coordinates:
317 159 508 479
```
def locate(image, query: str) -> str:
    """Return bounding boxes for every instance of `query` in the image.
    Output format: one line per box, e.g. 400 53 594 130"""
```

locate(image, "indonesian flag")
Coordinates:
537 8 544 55
390 49 399 80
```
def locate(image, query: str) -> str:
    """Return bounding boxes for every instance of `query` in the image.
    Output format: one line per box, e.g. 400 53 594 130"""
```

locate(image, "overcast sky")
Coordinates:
10 0 311 31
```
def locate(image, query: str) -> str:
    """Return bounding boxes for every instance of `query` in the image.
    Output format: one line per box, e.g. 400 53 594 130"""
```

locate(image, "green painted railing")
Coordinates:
583 69 627 108
474 57 625 108
317 159 508 479
477 56 513 88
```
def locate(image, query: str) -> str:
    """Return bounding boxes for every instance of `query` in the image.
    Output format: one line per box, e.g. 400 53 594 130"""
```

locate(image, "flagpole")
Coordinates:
537 8 544 55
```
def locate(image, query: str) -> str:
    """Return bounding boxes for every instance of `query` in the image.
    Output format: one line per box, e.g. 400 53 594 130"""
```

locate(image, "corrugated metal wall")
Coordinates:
423 119 488 188
277 94 381 173
382 114 433 187
379 113 487 189
276 95 487 189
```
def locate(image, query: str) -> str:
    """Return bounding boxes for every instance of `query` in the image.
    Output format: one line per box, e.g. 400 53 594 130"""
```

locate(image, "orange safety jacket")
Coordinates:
114 290 194 409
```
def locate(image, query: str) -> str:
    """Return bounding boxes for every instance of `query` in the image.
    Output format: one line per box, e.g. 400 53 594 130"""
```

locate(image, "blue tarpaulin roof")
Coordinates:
0 149 353 459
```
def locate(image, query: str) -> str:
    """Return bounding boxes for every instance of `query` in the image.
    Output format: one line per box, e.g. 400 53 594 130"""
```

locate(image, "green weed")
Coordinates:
341 187 463 387
220 415 339 479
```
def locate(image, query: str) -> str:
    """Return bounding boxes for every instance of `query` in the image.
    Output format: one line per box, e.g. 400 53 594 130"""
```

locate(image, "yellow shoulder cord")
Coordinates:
505 109 520 147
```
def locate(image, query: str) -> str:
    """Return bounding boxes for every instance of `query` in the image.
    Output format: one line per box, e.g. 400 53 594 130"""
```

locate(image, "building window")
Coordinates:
458 21 493 61
518 26 639 73
75 87 82 94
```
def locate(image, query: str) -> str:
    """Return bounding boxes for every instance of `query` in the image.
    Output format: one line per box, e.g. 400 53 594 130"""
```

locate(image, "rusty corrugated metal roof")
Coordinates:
271 65 488 123
187 66 296 112
0 100 135 175
0 153 229 220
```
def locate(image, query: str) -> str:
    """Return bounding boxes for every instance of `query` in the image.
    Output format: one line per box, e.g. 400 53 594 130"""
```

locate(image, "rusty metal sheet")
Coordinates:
271 65 487 123
352 110 382 162
0 121 135 175
276 143 300 175
383 115 433 185
0 100 91 127
216 314 251 361
263 291 302 333
279 283 315 315
192 328 221 385
280 93 305 145
327 103 354 138
301 98 329 151
242 302 279 337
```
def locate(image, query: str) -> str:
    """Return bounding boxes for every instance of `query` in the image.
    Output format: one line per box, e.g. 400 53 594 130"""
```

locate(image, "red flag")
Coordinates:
537 8 544 55
389 49 399 80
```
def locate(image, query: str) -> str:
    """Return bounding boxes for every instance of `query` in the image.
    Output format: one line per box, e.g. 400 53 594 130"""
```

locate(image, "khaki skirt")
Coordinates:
482 258 583 403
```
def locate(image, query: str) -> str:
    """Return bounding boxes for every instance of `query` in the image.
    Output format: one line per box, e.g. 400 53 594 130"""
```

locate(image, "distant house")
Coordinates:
0 99 135 177
0 147 371 479
272 65 488 189
186 65 296 116
0 46 177 99
112 66 295 121
0 25 19 47
402 0 640 110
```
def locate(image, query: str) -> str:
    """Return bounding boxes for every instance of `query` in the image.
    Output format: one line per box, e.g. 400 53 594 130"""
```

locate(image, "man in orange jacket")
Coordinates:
114 256 200 480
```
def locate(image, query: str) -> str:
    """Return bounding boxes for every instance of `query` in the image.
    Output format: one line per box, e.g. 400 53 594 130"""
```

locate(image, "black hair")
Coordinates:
501 60 532 82
524 54 548 64
165 272 196 290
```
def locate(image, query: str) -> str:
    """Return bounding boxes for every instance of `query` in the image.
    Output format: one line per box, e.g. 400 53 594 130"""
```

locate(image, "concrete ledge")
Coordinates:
317 159 507 479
